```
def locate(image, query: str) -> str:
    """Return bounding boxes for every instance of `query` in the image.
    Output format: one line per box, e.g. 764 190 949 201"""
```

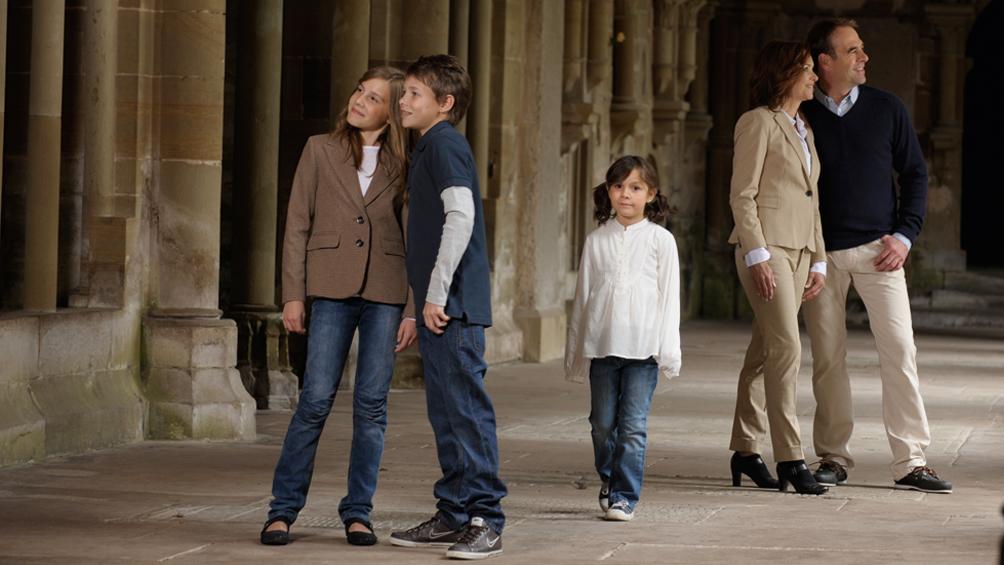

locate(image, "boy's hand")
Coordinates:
423 303 450 335
395 318 417 352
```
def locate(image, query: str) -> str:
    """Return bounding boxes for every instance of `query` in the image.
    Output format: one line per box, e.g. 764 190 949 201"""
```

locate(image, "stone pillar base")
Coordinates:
230 307 298 410
0 383 45 467
485 314 525 365
514 306 567 363
143 315 256 440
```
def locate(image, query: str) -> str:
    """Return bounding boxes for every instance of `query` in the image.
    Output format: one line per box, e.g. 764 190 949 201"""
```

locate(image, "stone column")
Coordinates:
143 4 255 440
449 0 470 133
400 0 450 61
23 0 65 312
587 0 614 90
83 0 117 219
229 0 296 410
919 4 972 278
682 2 715 319
610 0 652 156
330 0 370 118
513 0 567 362
468 0 491 195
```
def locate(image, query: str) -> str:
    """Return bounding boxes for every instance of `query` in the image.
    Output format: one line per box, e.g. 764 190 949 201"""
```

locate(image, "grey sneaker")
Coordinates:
445 517 503 560
598 481 610 512
604 501 634 522
894 466 953 494
389 516 465 547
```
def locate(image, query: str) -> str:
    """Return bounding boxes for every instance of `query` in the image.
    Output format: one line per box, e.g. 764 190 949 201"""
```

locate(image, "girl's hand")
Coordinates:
395 318 417 352
749 262 776 301
802 272 826 302
282 300 307 334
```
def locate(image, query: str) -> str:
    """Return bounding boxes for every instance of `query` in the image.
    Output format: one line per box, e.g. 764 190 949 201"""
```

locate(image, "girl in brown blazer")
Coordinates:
262 67 415 547
727 42 829 495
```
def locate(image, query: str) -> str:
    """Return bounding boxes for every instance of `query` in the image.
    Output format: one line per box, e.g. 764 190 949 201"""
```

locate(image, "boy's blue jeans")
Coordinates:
268 297 402 525
418 320 507 534
589 356 659 510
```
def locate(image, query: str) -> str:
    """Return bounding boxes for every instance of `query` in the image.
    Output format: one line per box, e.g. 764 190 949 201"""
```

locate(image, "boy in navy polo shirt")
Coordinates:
388 54 506 560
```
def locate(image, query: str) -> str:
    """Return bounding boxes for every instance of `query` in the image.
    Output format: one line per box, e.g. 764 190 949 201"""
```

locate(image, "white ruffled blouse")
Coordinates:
565 218 682 382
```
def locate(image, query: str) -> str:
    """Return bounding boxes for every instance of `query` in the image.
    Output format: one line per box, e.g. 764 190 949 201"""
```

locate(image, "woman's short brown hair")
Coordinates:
748 41 812 111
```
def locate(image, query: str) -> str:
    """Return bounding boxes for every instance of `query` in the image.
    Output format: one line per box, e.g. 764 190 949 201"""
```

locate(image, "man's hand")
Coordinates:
874 234 908 272
749 262 776 302
395 318 417 352
282 300 307 334
422 303 450 335
802 272 826 302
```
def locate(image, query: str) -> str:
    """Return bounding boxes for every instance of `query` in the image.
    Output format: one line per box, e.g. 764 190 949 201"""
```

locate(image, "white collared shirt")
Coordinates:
565 219 682 382
781 110 812 176
357 145 380 196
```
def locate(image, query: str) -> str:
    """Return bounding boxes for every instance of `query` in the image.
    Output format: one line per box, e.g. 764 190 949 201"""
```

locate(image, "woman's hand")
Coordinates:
749 262 776 301
395 318 417 352
282 300 307 334
802 272 826 302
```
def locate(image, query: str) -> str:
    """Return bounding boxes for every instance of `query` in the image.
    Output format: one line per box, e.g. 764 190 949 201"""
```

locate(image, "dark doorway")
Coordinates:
962 0 1004 268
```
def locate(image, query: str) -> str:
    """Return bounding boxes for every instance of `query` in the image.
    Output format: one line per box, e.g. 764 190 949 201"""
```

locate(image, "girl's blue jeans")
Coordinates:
589 356 659 510
268 297 402 525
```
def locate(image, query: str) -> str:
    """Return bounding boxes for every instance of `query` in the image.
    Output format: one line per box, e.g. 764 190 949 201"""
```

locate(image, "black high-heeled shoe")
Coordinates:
344 517 378 546
260 517 291 546
730 452 780 489
776 460 828 495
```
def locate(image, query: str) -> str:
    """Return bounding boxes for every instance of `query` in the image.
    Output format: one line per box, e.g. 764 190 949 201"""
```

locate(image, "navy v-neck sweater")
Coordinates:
802 85 928 252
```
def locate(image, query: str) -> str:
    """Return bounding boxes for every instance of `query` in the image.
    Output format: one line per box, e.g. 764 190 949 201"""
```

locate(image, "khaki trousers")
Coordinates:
730 245 810 462
802 239 930 479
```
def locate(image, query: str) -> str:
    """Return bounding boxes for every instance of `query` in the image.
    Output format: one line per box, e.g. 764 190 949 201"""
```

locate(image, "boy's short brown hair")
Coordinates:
406 54 472 125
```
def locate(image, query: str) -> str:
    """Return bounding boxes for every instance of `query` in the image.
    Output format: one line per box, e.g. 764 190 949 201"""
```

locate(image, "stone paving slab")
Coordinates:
0 321 1001 564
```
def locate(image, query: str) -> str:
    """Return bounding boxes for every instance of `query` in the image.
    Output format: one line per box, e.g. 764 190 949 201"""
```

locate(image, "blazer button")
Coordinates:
355 239 364 247
356 216 364 224
805 190 813 197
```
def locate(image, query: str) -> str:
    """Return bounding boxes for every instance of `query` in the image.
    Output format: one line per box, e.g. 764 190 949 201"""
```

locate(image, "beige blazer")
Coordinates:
728 106 825 263
282 134 413 316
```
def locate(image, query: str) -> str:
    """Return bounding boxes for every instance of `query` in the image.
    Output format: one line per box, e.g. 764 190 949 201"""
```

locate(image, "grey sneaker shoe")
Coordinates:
598 481 610 512
813 460 848 486
445 517 503 560
894 466 953 494
604 501 634 522
389 516 465 547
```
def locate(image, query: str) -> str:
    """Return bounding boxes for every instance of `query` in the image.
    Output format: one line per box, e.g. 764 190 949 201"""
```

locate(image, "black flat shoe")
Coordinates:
776 460 828 495
260 517 291 546
344 517 378 546
730 452 780 489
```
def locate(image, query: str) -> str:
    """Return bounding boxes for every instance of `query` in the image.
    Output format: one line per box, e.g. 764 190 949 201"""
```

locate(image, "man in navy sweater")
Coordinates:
801 19 952 493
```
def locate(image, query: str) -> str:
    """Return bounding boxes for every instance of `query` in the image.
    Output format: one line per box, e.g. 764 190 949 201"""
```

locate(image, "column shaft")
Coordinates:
24 0 66 312
330 0 370 118
0 0 7 230
233 0 283 307
400 0 449 61
83 0 118 218
468 0 491 193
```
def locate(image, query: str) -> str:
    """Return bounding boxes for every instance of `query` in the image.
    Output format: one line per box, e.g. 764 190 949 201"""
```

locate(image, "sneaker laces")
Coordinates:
404 517 440 534
456 522 489 544
609 501 631 512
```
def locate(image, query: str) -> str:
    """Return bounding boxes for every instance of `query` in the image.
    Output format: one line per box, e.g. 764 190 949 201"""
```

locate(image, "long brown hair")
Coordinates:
593 155 671 225
331 66 408 175
748 41 811 111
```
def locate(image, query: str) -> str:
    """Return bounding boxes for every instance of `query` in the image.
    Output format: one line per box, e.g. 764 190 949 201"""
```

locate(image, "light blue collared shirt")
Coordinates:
812 85 912 251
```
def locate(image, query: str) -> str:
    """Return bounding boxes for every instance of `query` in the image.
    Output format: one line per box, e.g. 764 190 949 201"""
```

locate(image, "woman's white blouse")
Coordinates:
565 218 682 382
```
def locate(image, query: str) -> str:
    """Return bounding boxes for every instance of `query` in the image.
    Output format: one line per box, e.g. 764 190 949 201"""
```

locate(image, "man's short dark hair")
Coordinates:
406 54 472 125
807 18 859 68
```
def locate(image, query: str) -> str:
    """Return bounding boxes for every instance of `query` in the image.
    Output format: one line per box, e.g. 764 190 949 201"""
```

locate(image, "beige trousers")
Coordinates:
802 239 930 479
730 245 810 462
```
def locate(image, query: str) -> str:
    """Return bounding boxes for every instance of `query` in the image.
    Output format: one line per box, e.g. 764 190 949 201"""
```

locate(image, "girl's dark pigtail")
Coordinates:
593 182 613 225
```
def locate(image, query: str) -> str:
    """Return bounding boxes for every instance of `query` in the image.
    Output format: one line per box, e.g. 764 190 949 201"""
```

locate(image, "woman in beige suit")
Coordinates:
727 42 828 495
261 67 416 546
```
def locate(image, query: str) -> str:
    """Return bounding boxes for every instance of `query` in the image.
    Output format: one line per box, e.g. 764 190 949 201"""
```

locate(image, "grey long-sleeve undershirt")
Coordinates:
425 186 475 307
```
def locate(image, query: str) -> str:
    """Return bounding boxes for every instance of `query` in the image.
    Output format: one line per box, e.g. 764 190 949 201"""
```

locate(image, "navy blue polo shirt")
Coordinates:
406 121 493 327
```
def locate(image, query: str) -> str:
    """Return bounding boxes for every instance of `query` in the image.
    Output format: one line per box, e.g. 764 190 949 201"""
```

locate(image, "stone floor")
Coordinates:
1 321 1002 564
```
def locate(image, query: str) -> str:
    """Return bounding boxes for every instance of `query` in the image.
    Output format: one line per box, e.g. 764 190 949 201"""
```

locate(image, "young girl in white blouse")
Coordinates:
565 155 682 522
